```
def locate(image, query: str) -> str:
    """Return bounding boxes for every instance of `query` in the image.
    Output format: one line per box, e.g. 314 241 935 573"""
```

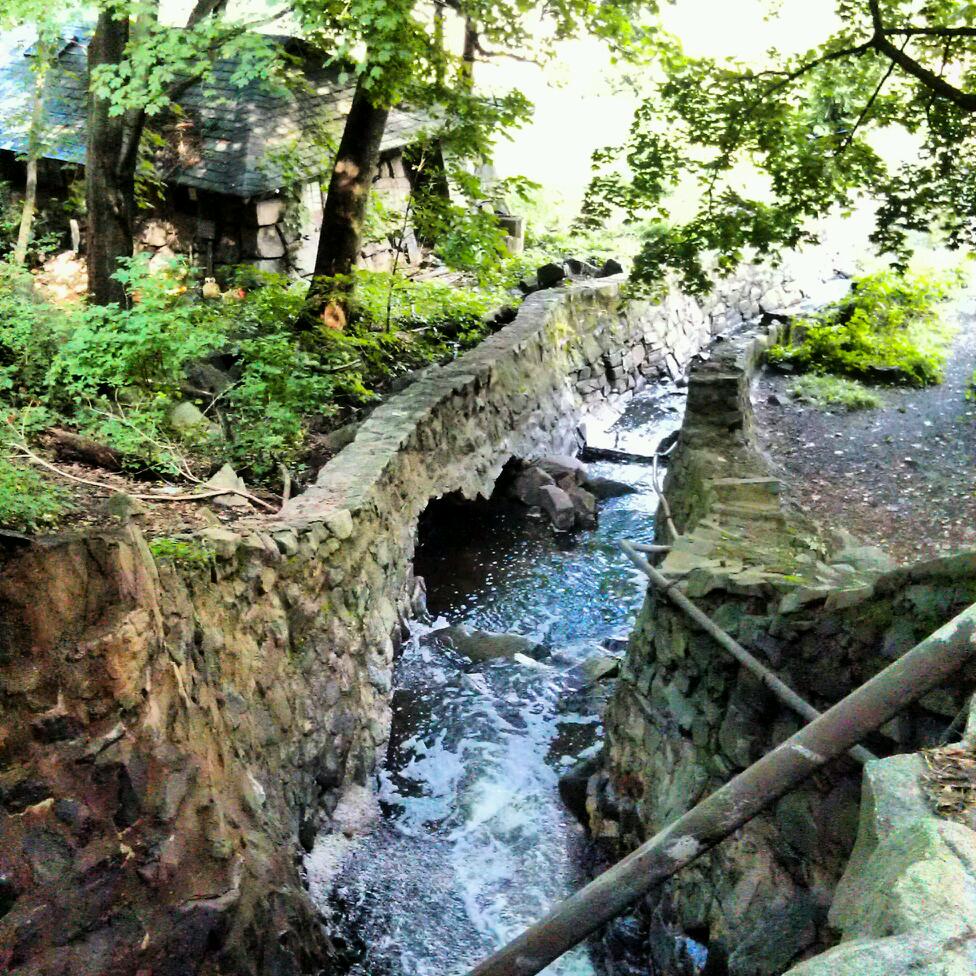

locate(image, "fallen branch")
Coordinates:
466 601 976 976
580 445 658 464
622 540 875 765
630 542 671 555
14 440 276 511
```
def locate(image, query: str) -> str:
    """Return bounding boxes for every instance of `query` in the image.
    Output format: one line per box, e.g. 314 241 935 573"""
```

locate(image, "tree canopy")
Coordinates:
582 0 976 294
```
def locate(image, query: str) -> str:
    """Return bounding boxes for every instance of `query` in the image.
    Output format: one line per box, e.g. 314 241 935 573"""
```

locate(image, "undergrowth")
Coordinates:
769 269 962 387
788 374 884 411
0 456 70 533
0 255 512 530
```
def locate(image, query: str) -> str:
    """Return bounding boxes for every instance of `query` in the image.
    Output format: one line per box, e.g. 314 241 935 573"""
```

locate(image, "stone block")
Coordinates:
243 226 286 259
324 509 353 540
198 527 241 560
139 220 170 247
538 484 576 531
253 198 285 226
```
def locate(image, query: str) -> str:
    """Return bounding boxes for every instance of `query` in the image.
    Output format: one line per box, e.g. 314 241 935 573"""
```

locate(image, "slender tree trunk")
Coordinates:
14 161 39 268
13 38 49 266
86 11 145 305
307 78 389 312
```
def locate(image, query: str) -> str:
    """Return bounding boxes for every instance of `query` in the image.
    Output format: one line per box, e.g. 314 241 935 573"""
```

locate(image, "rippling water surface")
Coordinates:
307 382 684 976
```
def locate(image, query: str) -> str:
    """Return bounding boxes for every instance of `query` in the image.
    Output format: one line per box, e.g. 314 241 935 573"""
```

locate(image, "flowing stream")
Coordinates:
307 381 687 976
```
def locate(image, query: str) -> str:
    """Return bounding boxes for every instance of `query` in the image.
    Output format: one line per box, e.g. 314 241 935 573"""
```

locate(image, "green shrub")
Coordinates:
788 374 885 411
329 270 511 395
44 256 226 476
0 457 70 532
768 269 961 387
0 256 520 491
147 536 215 570
0 264 66 395
224 332 336 478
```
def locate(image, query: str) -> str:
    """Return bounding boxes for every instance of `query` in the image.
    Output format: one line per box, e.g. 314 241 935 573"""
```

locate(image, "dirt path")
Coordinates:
755 300 976 564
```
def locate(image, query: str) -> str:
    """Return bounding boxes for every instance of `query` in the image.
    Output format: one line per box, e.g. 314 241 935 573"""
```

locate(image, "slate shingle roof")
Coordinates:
0 25 430 198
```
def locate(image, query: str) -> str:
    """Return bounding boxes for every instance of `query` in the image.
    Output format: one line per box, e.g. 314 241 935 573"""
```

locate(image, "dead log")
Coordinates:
466 601 976 976
46 428 124 472
621 540 875 765
580 445 657 464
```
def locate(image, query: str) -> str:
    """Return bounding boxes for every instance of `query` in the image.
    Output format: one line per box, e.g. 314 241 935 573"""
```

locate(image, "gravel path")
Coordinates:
755 301 976 564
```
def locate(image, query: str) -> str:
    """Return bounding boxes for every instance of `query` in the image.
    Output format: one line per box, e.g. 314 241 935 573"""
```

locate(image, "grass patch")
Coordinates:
788 374 885 411
769 269 961 387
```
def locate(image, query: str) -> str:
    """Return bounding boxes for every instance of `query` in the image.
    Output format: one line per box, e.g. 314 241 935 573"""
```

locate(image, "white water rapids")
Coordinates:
306 382 687 976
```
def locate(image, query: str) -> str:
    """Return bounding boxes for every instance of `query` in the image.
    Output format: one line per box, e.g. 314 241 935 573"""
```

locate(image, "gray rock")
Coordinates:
319 423 361 453
565 258 601 278
430 625 547 662
536 455 588 486
510 466 556 507
204 463 251 509
536 262 566 289
832 545 896 574
170 400 220 438
538 484 576 531
106 493 148 523
785 752 976 976
582 476 636 500
184 362 233 395
558 754 602 825
567 485 598 529
600 258 624 277
577 653 620 684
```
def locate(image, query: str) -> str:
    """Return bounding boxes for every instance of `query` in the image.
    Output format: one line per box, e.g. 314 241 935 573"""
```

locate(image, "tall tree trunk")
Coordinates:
307 78 389 313
86 11 145 305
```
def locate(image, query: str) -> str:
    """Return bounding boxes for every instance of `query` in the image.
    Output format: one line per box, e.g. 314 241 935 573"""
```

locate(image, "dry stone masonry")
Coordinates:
0 266 813 975
590 322 976 975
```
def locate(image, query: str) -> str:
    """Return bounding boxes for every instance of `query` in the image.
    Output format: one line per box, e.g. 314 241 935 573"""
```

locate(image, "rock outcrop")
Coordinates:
785 752 976 976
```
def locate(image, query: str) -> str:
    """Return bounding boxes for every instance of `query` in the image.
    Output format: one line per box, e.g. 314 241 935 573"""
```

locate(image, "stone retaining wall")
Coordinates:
0 266 811 975
591 323 976 975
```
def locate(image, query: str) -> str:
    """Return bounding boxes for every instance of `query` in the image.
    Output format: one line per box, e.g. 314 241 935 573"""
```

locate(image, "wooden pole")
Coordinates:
621 540 876 765
466 602 976 976
630 543 672 555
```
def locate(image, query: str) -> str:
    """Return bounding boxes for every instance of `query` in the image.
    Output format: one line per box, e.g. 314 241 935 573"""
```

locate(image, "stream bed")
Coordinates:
306 380 686 976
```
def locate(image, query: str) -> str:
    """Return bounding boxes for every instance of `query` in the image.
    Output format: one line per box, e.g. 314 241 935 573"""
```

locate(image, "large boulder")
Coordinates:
558 754 603 825
784 752 976 976
537 455 588 488
510 465 557 507
583 475 636 500
536 262 566 289
567 485 598 529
